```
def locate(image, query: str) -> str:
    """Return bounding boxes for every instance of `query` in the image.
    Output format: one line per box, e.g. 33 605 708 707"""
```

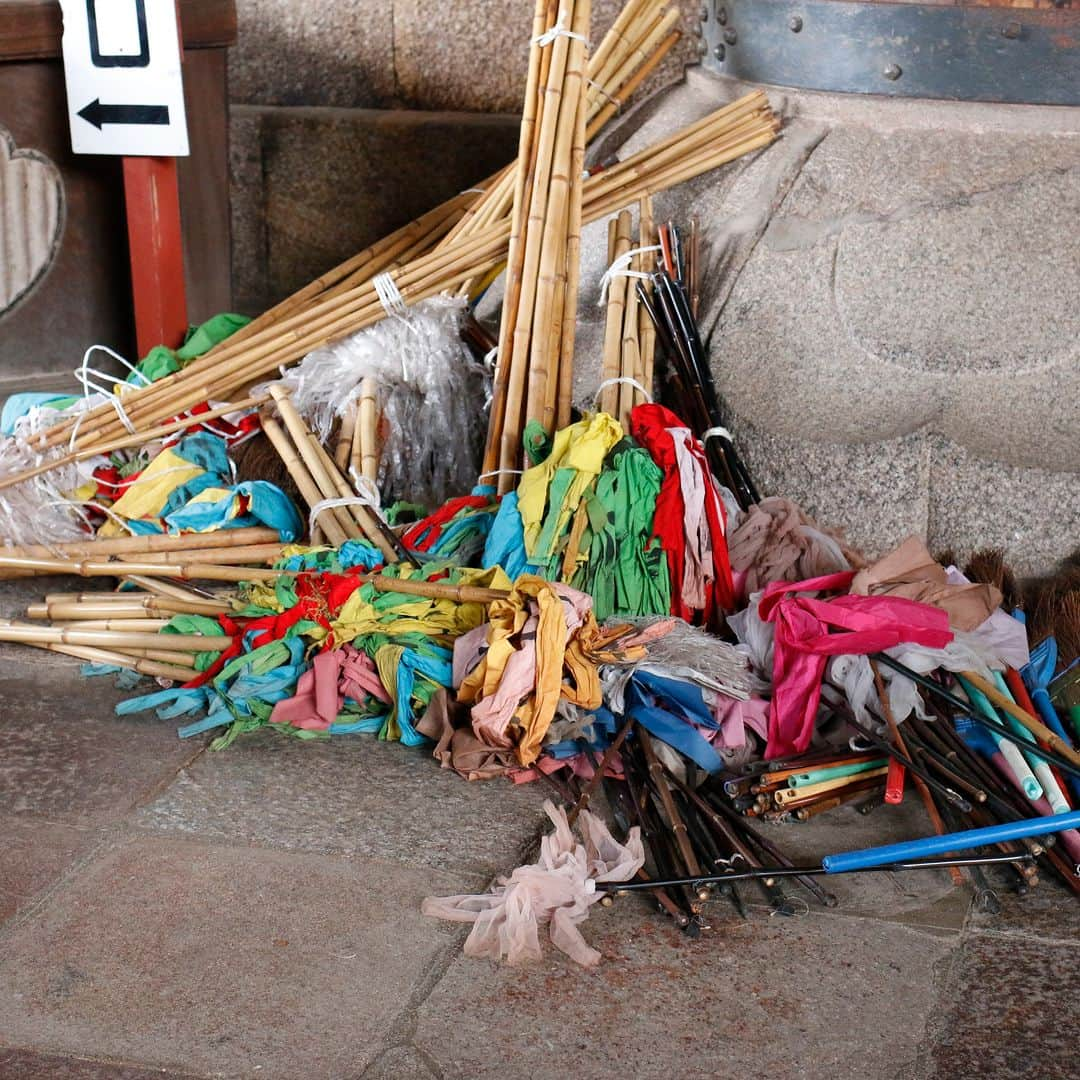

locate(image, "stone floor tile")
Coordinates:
0 837 466 1080
0 818 95 928
134 729 548 879
0 1047 204 1078
415 901 955 1080
965 872 1080 945
357 1045 440 1080
0 659 203 826
729 799 963 928
924 935 1076 1080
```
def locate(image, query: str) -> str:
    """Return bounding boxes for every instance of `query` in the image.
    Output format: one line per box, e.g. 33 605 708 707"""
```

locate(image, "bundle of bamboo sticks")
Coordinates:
330 378 380 489
0 526 283 579
599 198 657 430
491 0 591 481
440 0 682 297
11 2 684 470
10 94 777 499
2 570 514 682
260 387 404 563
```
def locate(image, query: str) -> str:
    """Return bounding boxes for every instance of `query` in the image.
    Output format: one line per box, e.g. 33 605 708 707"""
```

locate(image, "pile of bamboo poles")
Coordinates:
492 0 591 476
8 2 687 475
0 526 284 580
257 386 404 562
2 577 243 681
8 92 776 496
598 199 657 430
433 0 683 278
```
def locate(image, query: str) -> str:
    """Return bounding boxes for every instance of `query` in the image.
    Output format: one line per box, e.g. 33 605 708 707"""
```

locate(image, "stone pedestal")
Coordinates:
565 68 1080 572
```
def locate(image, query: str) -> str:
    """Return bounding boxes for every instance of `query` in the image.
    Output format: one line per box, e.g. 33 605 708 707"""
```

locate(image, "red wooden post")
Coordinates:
122 3 188 357
122 153 188 357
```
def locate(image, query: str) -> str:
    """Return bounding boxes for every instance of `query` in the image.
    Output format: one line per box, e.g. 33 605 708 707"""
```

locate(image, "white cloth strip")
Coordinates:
593 377 652 410
532 9 589 47
597 245 663 305
482 347 499 369
702 426 734 444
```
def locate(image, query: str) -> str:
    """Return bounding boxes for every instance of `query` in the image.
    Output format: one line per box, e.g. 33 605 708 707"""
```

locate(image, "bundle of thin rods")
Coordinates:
829 657 1080 898
545 720 833 934
643 220 759 509
719 748 889 822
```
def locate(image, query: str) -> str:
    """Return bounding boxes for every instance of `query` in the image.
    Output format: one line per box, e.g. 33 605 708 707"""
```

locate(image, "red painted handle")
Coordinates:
885 756 906 805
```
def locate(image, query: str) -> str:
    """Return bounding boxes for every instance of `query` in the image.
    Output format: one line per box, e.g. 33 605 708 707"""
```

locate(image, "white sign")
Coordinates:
59 1 189 157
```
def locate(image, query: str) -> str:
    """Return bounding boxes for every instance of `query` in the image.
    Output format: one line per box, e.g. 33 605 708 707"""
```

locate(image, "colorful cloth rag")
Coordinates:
630 403 735 620
456 577 603 766
759 571 953 758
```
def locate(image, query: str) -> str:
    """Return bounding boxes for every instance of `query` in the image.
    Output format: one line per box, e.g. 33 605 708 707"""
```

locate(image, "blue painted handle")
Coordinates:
822 810 1080 874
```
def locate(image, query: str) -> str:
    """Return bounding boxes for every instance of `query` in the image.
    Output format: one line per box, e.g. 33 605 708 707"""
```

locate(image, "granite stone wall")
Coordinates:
554 69 1080 571
226 1 699 312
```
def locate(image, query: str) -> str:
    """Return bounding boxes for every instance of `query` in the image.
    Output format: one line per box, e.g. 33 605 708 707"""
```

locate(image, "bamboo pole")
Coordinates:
600 211 632 415
114 543 285 567
586 29 680 138
19 638 198 682
259 409 350 547
558 49 589 431
30 597 235 619
498 0 578 481
357 378 379 484
0 555 282 582
0 620 234 652
334 402 358 471
22 96 778 469
53 618 173 631
0 526 279 562
480 0 550 478
526 0 590 437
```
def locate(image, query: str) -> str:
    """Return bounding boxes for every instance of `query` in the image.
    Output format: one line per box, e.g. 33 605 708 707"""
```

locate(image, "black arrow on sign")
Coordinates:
77 99 170 130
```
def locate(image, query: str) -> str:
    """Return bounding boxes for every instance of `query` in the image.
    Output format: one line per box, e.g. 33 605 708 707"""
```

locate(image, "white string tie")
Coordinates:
477 468 525 482
348 470 382 511
308 495 382 540
532 9 589 47
74 347 142 435
37 499 139 537
482 347 499 370
372 272 407 318
80 344 152 386
597 245 663 305
592 377 652 410
702 426 734 444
